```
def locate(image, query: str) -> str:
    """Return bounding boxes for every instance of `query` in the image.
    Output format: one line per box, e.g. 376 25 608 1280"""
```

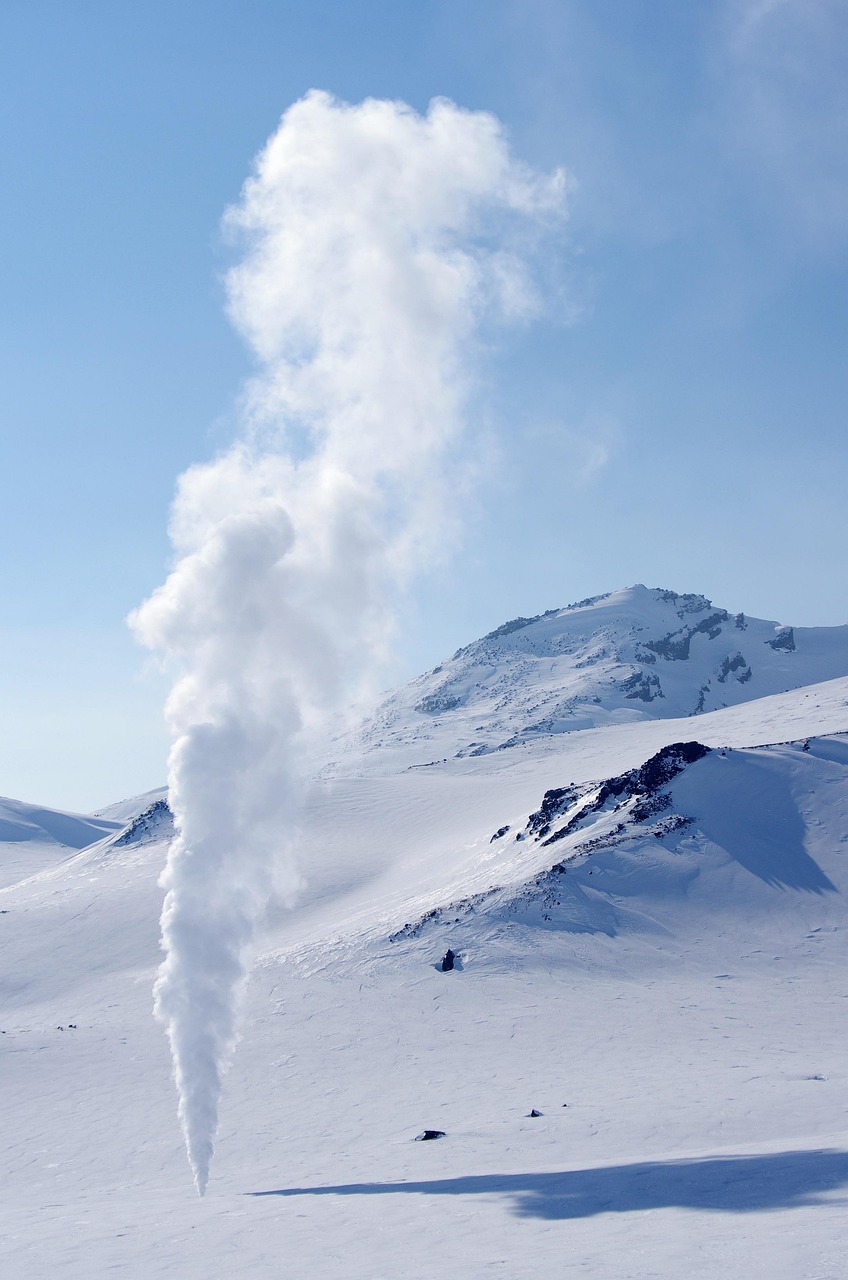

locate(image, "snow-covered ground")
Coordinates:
2 587 848 1277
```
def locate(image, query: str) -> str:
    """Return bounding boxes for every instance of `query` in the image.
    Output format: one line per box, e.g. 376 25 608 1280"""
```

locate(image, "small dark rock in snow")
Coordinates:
490 825 510 843
415 1130 446 1141
528 1109 543 1118
441 948 456 972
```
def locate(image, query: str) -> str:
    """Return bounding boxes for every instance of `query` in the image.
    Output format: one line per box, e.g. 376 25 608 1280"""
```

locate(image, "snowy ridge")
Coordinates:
387 735 847 956
0 795 119 849
0 796 122 890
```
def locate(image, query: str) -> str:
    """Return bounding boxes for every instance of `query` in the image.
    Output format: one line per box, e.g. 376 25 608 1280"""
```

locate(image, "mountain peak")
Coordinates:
339 586 848 770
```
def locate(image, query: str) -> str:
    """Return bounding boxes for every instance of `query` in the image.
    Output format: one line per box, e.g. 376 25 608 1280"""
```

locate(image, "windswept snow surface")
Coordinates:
3 591 848 1277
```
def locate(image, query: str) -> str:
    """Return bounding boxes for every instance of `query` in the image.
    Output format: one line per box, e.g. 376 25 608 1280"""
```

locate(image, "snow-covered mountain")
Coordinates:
337 584 848 771
3 586 848 1278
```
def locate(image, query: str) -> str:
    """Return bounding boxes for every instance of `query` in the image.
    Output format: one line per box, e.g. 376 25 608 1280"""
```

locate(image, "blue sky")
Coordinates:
2 0 846 808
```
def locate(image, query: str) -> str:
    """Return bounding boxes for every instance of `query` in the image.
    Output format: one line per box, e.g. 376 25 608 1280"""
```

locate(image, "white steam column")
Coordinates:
131 90 566 1196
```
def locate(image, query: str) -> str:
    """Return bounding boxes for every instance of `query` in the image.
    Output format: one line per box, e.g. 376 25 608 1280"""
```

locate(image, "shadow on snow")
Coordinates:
250 1149 848 1220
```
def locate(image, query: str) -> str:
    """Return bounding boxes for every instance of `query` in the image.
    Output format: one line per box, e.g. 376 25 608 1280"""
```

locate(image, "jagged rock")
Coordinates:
528 1108 543 1117
440 948 456 972
766 627 796 652
415 1129 446 1141
490 825 510 842
530 741 710 845
717 652 752 684
526 785 583 839
620 671 664 702
643 611 729 661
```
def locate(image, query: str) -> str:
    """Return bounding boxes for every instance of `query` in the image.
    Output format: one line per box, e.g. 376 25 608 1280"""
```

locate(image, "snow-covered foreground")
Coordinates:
5 934 846 1278
3 602 848 1276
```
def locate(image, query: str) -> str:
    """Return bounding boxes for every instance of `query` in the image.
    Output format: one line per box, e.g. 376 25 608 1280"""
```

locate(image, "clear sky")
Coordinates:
2 0 846 810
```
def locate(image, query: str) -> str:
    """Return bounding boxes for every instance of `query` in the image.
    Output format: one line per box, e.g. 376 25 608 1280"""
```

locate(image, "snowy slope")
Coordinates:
2 589 848 1278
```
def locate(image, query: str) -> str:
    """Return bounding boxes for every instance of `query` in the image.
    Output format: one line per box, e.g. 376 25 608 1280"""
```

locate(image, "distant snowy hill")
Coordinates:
335 585 848 771
0 796 122 889
3 586 848 1278
0 787 168 889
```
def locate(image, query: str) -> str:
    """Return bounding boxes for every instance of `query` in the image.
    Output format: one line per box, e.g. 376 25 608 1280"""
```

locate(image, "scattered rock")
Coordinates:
620 671 664 702
415 691 461 715
113 797 173 848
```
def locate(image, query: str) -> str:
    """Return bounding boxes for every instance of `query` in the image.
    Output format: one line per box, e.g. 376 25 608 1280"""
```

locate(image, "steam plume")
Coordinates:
131 91 566 1196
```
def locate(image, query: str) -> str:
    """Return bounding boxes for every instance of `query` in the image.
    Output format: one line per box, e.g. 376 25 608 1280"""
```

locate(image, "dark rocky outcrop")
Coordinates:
643 611 729 661
620 671 664 702
526 785 584 840
717 652 752 684
766 627 796 653
529 741 710 846
113 798 172 848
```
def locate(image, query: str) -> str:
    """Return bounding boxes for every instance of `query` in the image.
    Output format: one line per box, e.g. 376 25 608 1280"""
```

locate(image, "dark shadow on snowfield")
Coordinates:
251 1149 848 1220
675 755 837 893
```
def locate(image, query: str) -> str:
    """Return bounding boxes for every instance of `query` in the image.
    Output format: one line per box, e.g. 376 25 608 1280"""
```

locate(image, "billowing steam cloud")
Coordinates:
131 91 566 1196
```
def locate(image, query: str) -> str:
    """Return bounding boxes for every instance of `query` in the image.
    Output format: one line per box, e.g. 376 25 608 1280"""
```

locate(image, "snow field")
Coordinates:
2 673 848 1275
